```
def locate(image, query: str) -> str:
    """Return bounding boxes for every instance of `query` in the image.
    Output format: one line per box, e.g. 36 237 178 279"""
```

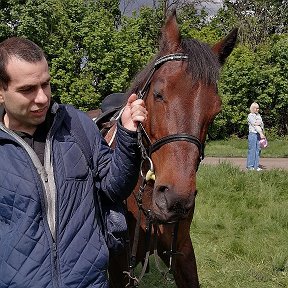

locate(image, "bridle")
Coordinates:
135 52 205 214
136 53 205 181
125 53 205 287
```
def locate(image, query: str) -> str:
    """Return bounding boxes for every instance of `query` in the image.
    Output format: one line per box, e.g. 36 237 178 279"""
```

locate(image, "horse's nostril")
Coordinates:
158 185 169 193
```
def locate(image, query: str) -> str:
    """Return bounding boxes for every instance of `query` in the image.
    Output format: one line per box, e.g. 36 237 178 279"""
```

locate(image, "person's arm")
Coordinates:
254 125 265 138
94 93 147 202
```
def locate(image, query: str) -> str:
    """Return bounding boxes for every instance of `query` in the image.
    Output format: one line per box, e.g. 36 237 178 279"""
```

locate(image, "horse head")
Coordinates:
127 11 238 223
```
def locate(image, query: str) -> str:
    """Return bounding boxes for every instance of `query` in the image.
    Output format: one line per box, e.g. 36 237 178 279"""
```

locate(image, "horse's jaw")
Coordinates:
152 207 191 224
152 204 194 223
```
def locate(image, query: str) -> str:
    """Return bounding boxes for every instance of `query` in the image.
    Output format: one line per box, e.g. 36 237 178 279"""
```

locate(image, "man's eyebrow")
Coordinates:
16 84 36 91
16 77 51 90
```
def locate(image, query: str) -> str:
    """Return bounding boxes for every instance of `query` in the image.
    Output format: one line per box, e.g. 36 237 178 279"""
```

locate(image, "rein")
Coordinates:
124 53 204 287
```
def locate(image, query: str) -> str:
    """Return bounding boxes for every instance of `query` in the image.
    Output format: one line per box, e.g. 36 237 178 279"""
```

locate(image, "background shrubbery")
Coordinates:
1 0 287 137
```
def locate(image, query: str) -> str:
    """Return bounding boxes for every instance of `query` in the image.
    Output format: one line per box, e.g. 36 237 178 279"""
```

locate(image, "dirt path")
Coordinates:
201 157 288 171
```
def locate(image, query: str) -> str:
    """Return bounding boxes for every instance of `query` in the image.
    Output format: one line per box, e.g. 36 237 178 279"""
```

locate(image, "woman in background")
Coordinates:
246 102 265 171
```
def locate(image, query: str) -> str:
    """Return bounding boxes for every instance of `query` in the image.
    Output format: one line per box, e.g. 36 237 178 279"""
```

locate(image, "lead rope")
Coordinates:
123 124 156 287
137 214 153 283
124 207 142 287
153 222 183 279
124 176 153 287
123 177 145 287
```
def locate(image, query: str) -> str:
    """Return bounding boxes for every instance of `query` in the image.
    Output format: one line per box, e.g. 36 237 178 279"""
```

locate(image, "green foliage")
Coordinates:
0 0 287 135
206 1 288 138
0 0 160 111
214 45 258 137
213 0 288 49
210 34 288 138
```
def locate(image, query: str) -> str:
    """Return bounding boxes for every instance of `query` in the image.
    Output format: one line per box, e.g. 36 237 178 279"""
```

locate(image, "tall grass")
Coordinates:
138 164 288 287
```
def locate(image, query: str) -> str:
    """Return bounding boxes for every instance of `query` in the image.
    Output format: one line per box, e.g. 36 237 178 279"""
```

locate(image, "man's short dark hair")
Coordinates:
0 37 46 90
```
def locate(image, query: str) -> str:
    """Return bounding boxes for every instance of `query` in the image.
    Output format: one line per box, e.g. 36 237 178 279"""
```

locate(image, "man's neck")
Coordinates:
3 113 37 135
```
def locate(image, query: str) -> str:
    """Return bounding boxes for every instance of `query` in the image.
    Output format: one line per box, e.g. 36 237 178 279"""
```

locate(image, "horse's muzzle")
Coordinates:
152 185 196 222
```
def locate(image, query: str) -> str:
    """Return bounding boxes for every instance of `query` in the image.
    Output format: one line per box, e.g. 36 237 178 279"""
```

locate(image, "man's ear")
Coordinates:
0 88 4 104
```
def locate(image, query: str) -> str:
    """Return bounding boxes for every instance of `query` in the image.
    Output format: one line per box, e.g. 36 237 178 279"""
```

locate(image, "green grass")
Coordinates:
193 163 288 287
205 137 288 158
137 164 288 287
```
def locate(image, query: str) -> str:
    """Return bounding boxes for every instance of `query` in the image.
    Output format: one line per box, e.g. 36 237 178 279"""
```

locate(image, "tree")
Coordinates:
210 34 288 138
0 0 136 110
0 0 287 136
211 0 288 50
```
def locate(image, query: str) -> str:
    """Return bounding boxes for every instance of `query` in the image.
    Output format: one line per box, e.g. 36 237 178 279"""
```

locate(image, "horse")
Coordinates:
88 10 238 288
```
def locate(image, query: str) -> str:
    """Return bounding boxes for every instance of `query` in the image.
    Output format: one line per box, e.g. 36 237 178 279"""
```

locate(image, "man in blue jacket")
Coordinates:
0 37 147 287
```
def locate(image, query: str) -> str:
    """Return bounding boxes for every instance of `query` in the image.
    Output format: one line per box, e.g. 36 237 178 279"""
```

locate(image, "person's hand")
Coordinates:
121 93 147 131
260 133 265 139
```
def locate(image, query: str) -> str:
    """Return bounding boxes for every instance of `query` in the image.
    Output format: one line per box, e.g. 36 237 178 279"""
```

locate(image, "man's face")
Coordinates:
0 56 51 134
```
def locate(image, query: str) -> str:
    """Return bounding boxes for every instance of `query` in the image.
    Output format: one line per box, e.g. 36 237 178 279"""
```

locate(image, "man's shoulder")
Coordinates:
60 104 100 139
59 104 91 122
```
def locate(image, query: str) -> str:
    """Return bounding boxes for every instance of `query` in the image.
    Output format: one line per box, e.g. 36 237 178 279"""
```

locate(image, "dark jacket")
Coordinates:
0 103 140 288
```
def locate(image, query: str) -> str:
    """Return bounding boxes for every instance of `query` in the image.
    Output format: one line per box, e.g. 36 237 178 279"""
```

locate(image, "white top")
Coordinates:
248 113 264 134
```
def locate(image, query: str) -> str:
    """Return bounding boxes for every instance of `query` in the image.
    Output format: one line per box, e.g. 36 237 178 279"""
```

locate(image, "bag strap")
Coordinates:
64 105 93 169
64 105 107 235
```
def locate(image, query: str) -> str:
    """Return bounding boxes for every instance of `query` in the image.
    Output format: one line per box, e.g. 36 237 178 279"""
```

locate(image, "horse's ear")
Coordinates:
212 28 238 65
160 9 181 53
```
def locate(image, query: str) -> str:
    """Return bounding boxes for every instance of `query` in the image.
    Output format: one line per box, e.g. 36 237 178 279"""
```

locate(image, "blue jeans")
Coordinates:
247 132 261 169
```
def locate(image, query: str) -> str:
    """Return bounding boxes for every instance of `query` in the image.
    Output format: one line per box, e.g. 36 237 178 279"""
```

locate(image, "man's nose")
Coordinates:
35 88 48 103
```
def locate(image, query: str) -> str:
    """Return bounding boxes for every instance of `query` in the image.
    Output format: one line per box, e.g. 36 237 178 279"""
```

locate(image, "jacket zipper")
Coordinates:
44 135 57 240
52 242 59 288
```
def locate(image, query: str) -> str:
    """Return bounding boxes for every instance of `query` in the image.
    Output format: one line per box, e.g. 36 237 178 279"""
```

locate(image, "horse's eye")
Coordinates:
153 91 164 101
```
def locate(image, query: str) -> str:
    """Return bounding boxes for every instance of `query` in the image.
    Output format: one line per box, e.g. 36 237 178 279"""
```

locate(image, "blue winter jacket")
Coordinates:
0 103 141 288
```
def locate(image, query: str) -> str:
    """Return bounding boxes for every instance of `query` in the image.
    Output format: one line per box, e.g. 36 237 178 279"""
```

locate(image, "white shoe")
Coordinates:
256 167 263 171
247 167 254 171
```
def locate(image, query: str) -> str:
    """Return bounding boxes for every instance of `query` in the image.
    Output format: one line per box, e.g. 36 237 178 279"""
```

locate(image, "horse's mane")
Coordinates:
181 38 220 85
126 37 220 96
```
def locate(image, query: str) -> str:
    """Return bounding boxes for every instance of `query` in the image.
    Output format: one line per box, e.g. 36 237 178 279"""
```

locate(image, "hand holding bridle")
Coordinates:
121 93 148 131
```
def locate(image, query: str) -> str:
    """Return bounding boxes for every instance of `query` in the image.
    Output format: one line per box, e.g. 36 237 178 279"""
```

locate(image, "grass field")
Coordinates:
205 137 288 158
193 163 288 287
136 138 288 287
